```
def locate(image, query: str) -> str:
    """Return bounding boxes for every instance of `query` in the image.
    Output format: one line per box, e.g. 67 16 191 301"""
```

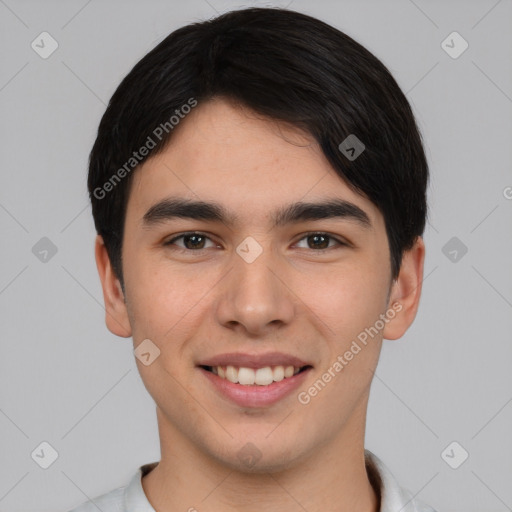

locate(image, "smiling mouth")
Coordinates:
200 364 312 386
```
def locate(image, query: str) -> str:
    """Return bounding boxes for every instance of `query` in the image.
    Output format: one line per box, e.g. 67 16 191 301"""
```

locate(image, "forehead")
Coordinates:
125 98 382 230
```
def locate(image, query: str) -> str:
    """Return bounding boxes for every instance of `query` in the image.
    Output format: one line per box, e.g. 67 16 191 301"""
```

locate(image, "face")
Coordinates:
96 97 424 472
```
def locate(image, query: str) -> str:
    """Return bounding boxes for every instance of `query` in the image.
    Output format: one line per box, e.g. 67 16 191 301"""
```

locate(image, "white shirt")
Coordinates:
67 450 437 512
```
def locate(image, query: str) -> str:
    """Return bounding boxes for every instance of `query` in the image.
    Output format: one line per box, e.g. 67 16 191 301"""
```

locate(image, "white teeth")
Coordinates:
210 364 305 385
273 365 284 382
238 367 255 385
255 367 274 385
225 365 239 384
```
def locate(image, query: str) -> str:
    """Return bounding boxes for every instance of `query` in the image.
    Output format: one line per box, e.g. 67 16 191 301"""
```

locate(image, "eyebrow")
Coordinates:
142 197 372 230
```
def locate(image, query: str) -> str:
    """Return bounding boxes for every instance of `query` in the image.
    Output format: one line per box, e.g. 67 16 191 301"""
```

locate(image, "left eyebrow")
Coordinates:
142 197 372 230
272 199 372 229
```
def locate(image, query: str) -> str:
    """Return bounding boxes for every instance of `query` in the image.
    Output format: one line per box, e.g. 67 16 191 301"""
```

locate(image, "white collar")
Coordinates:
365 451 437 511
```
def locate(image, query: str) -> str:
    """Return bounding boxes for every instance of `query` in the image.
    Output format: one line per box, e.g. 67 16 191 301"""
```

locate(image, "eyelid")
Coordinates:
164 231 349 251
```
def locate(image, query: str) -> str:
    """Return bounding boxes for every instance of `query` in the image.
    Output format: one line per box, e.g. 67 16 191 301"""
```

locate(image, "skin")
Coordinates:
95 97 425 512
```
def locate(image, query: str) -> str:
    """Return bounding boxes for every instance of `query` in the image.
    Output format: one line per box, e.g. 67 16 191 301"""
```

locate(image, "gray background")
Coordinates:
1 0 511 511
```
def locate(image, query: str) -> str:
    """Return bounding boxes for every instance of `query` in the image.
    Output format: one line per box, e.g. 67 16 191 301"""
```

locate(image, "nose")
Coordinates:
214 245 295 336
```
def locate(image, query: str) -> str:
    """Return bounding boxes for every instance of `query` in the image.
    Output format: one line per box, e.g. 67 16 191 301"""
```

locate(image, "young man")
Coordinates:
70 7 436 512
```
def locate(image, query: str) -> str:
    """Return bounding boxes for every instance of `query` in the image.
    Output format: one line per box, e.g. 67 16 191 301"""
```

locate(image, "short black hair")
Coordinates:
88 7 429 290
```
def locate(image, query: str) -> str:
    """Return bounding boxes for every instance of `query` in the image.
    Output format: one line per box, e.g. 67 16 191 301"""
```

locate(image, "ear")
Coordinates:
382 236 425 340
94 234 132 338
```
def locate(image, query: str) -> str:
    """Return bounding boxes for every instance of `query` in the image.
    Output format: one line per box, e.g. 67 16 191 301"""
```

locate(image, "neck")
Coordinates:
142 405 379 512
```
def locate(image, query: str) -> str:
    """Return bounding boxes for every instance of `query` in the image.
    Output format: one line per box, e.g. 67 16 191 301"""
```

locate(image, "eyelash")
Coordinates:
164 231 348 253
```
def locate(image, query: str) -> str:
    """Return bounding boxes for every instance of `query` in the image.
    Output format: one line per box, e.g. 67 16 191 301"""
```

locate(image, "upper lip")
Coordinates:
197 352 312 369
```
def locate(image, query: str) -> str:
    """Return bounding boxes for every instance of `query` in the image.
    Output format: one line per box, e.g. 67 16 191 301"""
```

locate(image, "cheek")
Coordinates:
301 259 389 339
123 250 216 339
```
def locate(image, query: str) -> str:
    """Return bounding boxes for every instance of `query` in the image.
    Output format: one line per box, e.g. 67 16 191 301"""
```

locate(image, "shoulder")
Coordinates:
392 486 438 512
66 461 158 512
365 450 438 512
66 485 125 512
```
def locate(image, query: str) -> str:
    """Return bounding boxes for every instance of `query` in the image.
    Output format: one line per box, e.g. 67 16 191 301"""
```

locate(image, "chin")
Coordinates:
209 435 308 475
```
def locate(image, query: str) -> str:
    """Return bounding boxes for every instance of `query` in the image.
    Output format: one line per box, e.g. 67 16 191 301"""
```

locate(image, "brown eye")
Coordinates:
307 234 329 249
295 232 346 251
182 234 206 249
165 232 216 250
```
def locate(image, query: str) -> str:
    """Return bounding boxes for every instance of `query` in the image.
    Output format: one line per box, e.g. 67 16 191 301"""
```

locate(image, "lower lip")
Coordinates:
199 367 312 408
